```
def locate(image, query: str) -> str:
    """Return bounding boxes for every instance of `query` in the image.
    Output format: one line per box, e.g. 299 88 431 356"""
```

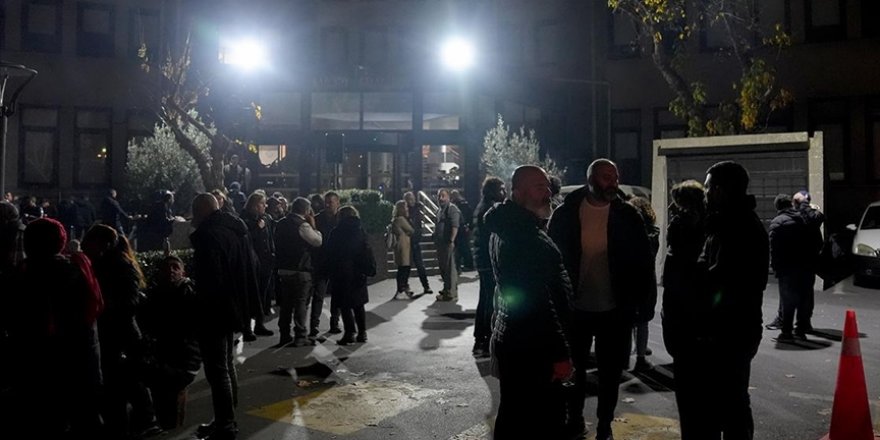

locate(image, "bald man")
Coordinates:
484 165 573 439
548 159 656 440
190 193 259 440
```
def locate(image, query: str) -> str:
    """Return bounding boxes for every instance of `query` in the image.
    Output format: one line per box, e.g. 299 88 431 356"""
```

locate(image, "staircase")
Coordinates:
386 191 441 276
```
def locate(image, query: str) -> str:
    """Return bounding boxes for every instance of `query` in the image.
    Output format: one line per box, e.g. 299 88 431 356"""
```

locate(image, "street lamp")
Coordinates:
0 62 38 198
440 37 476 72
218 38 269 72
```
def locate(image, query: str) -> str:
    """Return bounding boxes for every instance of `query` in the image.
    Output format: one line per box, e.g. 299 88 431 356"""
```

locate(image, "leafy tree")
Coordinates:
608 0 793 136
482 115 566 185
136 26 258 191
125 112 210 213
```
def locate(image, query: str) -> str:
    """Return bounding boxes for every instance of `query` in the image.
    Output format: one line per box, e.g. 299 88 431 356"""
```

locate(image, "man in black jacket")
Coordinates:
693 161 769 439
486 165 573 440
548 159 655 440
190 193 259 440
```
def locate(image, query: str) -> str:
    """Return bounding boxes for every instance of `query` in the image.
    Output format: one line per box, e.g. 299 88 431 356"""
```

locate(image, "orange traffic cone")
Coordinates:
820 310 874 440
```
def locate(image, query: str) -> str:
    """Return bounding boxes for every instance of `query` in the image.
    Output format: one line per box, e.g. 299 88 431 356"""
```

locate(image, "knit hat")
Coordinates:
24 217 67 258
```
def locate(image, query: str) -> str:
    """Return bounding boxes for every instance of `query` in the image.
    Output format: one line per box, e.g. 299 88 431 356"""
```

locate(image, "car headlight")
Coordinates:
854 243 879 257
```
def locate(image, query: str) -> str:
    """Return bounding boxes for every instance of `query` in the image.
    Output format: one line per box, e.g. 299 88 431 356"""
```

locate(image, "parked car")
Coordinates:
850 201 880 286
559 184 652 200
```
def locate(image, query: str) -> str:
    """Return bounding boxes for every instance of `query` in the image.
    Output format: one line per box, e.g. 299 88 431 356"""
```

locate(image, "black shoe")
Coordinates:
423 288 434 295
242 331 257 342
633 358 654 372
794 330 808 341
205 428 238 440
800 322 815 334
277 335 293 347
291 337 313 347
565 418 587 440
645 348 653 356
254 326 274 337
356 333 368 343
137 424 166 438
338 334 356 345
765 318 783 331
195 422 216 438
329 326 343 334
777 332 795 342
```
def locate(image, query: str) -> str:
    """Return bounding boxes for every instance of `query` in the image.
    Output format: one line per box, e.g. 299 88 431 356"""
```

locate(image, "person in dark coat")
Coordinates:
690 161 769 440
100 188 133 236
471 176 506 358
769 191 823 341
323 205 376 345
485 166 573 440
404 191 433 294
451 189 475 271
139 255 203 430
660 179 708 440
0 201 25 275
627 196 660 372
2 218 104 439
82 225 161 438
792 190 824 331
240 192 275 338
313 191 341 336
189 193 260 440
140 191 177 251
547 158 656 440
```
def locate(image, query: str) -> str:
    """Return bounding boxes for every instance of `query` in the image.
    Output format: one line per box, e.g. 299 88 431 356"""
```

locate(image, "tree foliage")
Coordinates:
609 0 793 136
482 115 566 185
125 112 210 213
136 22 258 191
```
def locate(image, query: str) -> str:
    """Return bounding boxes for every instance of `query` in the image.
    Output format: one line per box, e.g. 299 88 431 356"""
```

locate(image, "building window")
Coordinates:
497 22 524 66
862 0 880 38
360 27 388 71
866 98 880 181
363 93 412 130
22 0 62 53
759 0 791 38
322 27 349 69
312 92 360 130
612 110 641 184
423 93 463 130
654 108 687 139
129 8 160 59
19 106 59 187
535 21 564 65
77 2 115 57
809 99 849 182
608 11 640 59
805 0 846 42
259 92 302 128
75 108 112 187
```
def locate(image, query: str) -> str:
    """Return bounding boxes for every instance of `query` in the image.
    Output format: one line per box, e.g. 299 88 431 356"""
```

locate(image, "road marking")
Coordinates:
246 379 442 435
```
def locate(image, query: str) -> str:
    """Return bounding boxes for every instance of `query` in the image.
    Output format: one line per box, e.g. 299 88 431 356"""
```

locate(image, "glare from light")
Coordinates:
440 37 476 72
219 39 269 71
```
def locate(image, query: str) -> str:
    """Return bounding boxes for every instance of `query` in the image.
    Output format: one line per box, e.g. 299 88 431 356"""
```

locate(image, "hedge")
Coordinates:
335 189 394 234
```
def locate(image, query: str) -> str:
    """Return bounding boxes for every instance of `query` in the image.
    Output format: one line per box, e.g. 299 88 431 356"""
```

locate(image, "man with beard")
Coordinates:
548 159 655 440
484 165 573 439
433 188 461 302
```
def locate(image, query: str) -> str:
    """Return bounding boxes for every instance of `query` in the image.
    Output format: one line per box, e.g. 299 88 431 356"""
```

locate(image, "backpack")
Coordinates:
384 222 397 250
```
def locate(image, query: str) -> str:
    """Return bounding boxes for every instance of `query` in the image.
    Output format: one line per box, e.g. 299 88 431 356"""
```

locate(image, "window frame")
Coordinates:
76 1 116 58
607 10 640 59
808 98 850 183
18 105 60 188
74 107 113 189
21 0 63 54
128 8 160 60
321 26 350 70
805 0 847 43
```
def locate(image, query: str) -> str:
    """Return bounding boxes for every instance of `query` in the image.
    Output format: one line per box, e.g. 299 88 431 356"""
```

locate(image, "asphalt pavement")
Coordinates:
164 273 880 440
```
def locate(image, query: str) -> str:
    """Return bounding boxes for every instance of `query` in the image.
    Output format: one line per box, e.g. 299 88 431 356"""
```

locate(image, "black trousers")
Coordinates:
778 272 815 334
309 279 328 334
568 308 631 435
675 347 755 440
410 239 430 289
493 349 566 439
198 331 238 433
396 266 412 291
474 270 495 343
340 304 367 337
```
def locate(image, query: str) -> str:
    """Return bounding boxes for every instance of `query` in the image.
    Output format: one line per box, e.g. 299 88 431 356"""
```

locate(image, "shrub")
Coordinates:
336 189 393 234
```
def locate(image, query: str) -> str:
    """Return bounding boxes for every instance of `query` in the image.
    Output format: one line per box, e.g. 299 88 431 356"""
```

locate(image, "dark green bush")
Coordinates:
136 248 194 288
336 189 393 234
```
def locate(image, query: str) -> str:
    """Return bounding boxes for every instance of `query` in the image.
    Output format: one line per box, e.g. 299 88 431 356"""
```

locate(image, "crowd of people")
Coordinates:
0 154 825 440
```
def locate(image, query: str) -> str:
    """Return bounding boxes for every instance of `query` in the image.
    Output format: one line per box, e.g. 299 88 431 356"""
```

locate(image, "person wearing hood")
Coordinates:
690 161 768 439
485 166 573 439
189 193 260 440
547 159 656 440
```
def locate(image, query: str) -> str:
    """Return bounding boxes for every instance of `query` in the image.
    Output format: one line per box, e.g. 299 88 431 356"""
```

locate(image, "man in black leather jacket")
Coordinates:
486 165 573 440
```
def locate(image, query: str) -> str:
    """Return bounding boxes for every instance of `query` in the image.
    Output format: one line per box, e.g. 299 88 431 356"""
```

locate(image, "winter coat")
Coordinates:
661 209 706 357
240 209 276 271
100 197 129 232
139 278 202 375
472 199 498 272
547 187 656 323
769 206 824 274
91 254 144 359
485 200 572 365
275 214 316 273
324 216 376 308
190 210 259 333
392 215 414 266
699 195 769 357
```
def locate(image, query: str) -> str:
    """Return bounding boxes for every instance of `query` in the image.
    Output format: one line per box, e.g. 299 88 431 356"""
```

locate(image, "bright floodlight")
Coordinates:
440 37 475 72
220 39 268 71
